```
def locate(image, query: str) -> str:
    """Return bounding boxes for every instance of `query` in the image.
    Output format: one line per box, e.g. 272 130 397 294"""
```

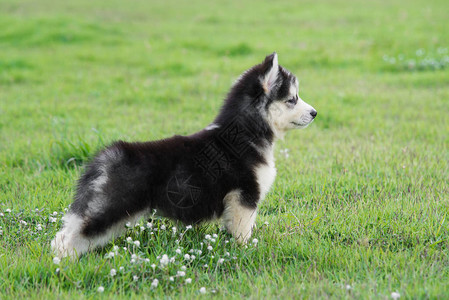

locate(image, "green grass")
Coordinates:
1 0 449 298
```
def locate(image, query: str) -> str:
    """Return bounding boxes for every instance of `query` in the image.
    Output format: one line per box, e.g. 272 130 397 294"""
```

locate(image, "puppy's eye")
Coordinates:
286 98 296 105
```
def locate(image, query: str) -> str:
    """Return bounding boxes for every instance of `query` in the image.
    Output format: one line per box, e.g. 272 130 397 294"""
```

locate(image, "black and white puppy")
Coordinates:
52 53 317 258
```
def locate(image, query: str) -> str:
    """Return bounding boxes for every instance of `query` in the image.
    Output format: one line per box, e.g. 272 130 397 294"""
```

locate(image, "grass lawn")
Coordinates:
1 0 448 298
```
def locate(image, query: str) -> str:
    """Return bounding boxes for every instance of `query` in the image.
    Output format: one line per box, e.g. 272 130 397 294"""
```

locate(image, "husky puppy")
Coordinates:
52 53 317 258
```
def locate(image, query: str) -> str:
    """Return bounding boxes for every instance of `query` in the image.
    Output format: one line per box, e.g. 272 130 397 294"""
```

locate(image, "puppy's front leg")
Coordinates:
222 190 258 244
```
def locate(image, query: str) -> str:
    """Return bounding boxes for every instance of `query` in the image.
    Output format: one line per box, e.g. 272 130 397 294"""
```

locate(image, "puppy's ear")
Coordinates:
260 52 279 93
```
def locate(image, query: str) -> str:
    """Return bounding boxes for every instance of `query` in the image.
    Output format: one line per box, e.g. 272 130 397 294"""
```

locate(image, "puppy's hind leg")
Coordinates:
222 190 258 244
51 209 144 258
51 213 91 258
52 146 149 258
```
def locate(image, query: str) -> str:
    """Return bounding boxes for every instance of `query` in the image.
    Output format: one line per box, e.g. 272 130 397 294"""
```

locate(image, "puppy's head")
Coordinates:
220 53 316 140
259 53 317 138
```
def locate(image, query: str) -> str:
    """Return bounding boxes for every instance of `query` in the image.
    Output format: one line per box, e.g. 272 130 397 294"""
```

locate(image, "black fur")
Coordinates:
69 53 293 237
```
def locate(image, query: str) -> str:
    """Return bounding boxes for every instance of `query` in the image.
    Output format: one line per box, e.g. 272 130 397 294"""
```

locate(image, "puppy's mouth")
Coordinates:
291 121 308 127
291 119 313 128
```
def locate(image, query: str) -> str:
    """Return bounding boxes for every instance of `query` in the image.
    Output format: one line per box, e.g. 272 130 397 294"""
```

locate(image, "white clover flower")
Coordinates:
169 276 174 281
199 287 206 294
130 259 136 264
197 250 202 255
49 217 57 223
140 226 145 231
176 249 182 254
52 211 58 216
252 238 258 245
185 278 192 284
280 148 290 158
203 264 208 268
125 222 131 228
184 254 191 260
0 213 4 217
151 278 158 287
119 266 124 272
37 224 43 231
189 249 194 253
207 245 213 251
131 254 138 260
151 264 156 270
160 254 169 267
177 271 186 277
172 226 177 233
113 245 119 251
170 256 176 263
133 275 139 282
133 240 140 247
19 220 27 225
181 265 187 271
225 252 230 256
145 258 150 263
126 237 133 243
345 284 351 290
264 221 269 226
110 268 117 277
391 292 400 299
123 247 127 251
191 255 196 260
186 225 192 230
218 258 224 264
146 222 153 229
53 257 61 265
212 233 218 238
205 234 211 240
106 252 115 259
225 240 229 244
97 286 104 293
5 209 11 213
210 238 216 243
160 225 166 230
55 268 60 274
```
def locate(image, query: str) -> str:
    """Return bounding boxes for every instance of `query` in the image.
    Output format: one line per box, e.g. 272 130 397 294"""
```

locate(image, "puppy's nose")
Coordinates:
310 110 317 118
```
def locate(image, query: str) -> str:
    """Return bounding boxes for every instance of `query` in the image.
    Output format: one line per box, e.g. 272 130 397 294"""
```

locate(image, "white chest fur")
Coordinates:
254 146 277 202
